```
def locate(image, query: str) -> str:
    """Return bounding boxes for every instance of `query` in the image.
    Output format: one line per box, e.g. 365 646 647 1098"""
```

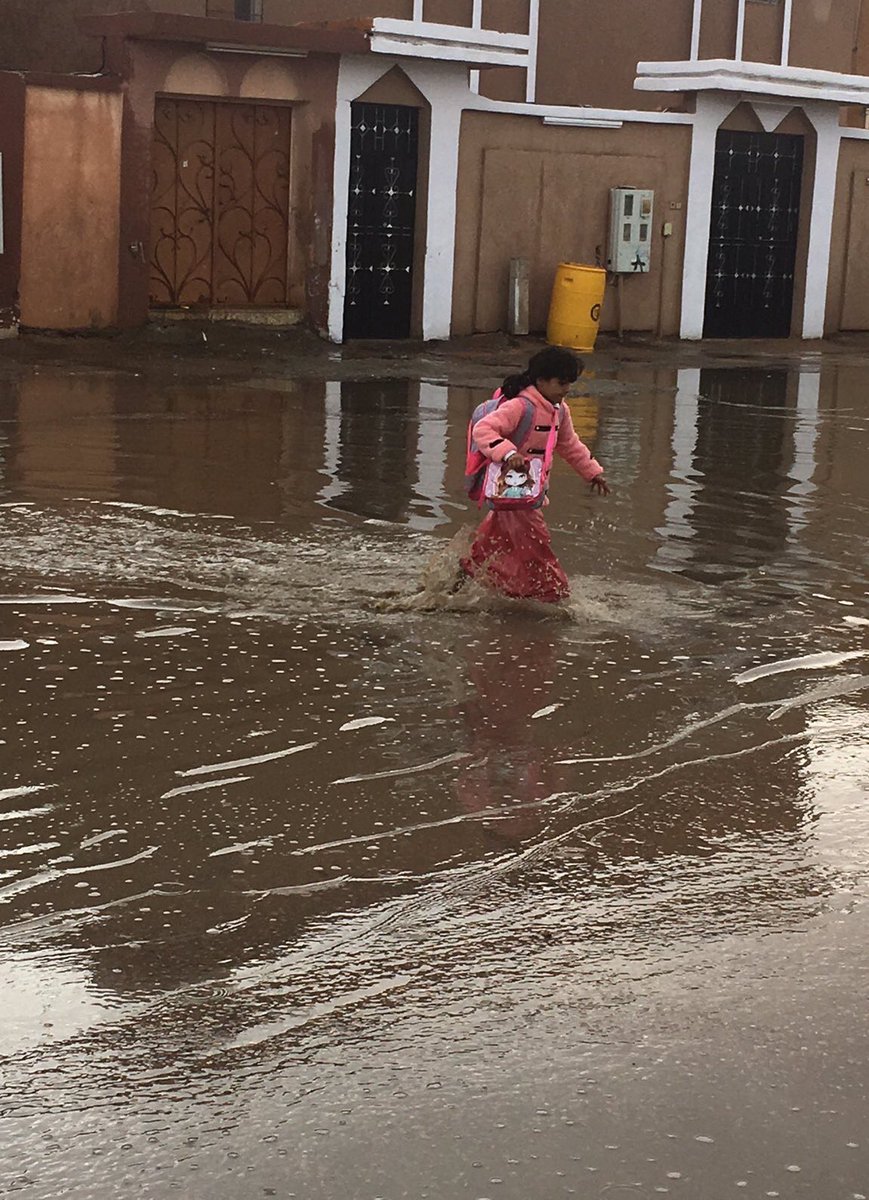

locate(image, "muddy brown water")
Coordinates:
0 357 867 1199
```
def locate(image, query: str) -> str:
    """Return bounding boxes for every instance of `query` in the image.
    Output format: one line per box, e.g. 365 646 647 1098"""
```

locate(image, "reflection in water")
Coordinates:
693 368 790 575
788 369 821 536
320 378 419 522
657 367 799 580
455 629 560 848
0 357 868 1198
319 378 456 528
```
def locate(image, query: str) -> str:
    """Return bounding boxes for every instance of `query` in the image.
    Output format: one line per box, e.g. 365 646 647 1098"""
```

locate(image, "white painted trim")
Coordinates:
639 57 869 88
735 0 746 61
801 105 841 339
205 42 308 57
690 0 703 60
788 370 820 526
655 367 702 569
328 58 361 343
636 58 869 104
781 0 793 67
418 66 465 340
319 381 347 507
469 0 482 89
749 98 795 133
467 94 694 125
526 0 540 104
371 35 528 68
679 93 738 339
372 18 531 51
542 116 624 129
840 125 869 139
412 0 423 20
414 381 451 529
328 56 466 344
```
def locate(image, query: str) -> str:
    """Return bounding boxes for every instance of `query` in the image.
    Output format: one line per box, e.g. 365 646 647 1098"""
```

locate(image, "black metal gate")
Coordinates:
344 103 419 340
704 130 804 338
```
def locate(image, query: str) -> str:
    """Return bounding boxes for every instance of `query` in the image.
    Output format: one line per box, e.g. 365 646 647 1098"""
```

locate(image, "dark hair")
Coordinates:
500 348 582 399
499 372 529 400
529 347 581 383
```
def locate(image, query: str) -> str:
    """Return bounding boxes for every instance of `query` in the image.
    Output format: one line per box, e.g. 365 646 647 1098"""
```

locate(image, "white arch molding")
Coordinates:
679 96 841 340
328 57 465 343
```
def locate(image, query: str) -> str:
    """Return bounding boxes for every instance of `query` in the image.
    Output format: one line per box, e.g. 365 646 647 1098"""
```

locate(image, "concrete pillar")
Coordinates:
679 92 737 340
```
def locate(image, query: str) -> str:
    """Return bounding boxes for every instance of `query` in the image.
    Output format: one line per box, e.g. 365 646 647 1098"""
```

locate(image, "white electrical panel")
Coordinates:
608 187 655 273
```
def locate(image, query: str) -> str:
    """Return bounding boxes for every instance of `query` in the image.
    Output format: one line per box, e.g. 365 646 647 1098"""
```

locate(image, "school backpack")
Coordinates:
464 389 535 502
481 415 559 512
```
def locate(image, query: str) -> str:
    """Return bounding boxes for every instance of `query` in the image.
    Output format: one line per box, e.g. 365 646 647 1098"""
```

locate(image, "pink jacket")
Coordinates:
474 386 603 482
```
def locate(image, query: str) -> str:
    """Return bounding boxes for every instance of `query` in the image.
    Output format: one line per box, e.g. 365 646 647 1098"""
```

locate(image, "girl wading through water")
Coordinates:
461 347 610 603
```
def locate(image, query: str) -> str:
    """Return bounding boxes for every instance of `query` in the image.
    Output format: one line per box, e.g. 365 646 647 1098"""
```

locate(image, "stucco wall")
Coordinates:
452 112 691 337
0 71 25 331
262 0 410 20
827 138 869 332
536 0 693 110
0 0 151 73
789 0 861 74
19 86 122 330
742 1 785 65
697 0 860 71
1 0 862 101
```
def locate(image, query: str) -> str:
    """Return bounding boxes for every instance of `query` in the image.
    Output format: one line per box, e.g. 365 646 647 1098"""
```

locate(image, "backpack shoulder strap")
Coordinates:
512 394 536 449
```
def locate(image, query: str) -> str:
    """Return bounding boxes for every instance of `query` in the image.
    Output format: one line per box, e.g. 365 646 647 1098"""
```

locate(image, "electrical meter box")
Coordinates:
608 187 655 273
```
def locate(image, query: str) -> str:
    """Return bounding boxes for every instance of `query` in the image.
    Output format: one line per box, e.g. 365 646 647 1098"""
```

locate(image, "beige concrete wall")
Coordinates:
262 0 410 19
853 0 869 74
481 0 528 34
19 86 122 330
789 0 861 74
535 0 692 110
533 0 862 83
452 112 691 337
698 0 738 58
425 0 473 24
1 0 864 92
827 139 869 332
743 1 784 65
0 0 151 73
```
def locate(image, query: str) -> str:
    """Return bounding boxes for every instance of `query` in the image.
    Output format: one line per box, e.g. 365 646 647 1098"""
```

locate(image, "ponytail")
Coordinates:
499 372 532 400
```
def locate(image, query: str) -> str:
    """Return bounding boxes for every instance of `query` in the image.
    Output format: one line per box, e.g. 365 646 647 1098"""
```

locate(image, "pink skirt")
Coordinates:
461 509 569 603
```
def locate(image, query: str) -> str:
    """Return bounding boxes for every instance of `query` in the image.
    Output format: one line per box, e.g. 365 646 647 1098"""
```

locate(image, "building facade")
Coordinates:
2 0 869 342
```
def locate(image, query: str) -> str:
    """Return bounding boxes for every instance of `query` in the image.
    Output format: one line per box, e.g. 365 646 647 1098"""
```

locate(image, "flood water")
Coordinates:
0 354 867 1198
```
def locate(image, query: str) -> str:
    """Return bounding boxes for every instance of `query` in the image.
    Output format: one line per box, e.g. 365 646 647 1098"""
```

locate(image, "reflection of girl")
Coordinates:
462 348 610 603
454 631 558 847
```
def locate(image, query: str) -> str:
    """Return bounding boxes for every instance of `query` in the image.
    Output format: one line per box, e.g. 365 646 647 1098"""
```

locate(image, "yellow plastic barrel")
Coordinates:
546 263 607 353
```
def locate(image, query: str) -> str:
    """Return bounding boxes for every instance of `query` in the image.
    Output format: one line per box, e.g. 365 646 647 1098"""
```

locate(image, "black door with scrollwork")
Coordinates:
344 103 419 340
704 130 804 338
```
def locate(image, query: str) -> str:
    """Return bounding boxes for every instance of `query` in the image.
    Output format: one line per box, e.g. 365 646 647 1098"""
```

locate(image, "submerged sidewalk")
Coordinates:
2 319 869 390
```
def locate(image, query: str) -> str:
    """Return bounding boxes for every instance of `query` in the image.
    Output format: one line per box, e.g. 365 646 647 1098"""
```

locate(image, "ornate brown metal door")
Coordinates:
149 99 291 309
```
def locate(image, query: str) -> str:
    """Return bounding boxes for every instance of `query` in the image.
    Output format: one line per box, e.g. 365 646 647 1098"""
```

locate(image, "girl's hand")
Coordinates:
590 474 610 496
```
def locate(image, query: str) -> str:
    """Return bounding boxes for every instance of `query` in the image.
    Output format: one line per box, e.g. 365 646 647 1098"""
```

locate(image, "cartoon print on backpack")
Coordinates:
497 458 539 499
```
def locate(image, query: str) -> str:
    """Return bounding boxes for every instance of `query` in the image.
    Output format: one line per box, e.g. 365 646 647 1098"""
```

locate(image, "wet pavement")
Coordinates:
0 337 868 1199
